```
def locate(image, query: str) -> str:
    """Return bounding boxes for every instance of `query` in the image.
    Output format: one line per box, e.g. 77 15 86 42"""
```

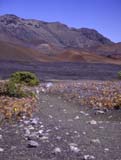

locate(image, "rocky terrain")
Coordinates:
0 14 113 52
0 85 121 160
0 14 121 63
0 14 121 160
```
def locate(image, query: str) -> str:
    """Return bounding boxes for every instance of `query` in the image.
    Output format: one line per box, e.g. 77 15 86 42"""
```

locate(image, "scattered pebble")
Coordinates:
53 147 61 154
0 148 4 152
56 136 61 140
49 115 53 119
84 155 95 159
46 82 53 88
25 128 31 136
94 110 105 115
49 105 54 108
68 119 73 122
88 120 97 125
24 120 30 125
91 139 101 144
104 148 109 152
40 136 48 140
27 140 39 148
28 125 35 130
69 143 80 153
0 135 2 139
31 118 38 125
74 116 80 120
38 130 43 134
80 111 89 116
82 132 86 135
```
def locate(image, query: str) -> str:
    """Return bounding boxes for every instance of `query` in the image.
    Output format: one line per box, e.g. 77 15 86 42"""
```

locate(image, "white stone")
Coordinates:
82 132 86 135
40 136 48 140
31 118 38 125
49 115 53 119
91 139 101 144
53 147 61 153
69 143 80 153
0 148 4 152
84 155 95 159
28 140 39 148
38 130 43 134
104 148 109 152
74 116 80 120
88 120 97 125
80 111 89 116
46 82 53 88
0 135 2 139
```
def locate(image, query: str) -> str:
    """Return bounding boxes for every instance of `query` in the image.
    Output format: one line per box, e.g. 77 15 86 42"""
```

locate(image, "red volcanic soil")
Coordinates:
56 50 121 65
0 41 57 62
0 41 121 65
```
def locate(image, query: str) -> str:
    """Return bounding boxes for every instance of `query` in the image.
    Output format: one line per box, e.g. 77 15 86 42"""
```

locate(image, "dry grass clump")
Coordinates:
0 71 39 121
0 96 37 120
44 80 121 109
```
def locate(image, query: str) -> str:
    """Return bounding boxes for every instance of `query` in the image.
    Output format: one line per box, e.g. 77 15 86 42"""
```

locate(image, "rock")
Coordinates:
53 147 61 154
25 128 31 136
69 143 80 153
46 82 53 88
80 111 89 116
41 88 45 92
28 125 35 130
24 120 30 124
0 148 4 152
40 136 48 140
49 115 53 119
83 155 95 159
91 139 101 144
94 109 105 115
56 136 62 140
31 118 39 125
0 113 5 122
11 146 17 150
104 148 109 152
88 120 97 125
27 140 39 148
74 116 80 120
38 130 43 135
27 132 38 140
82 132 86 135
0 135 2 140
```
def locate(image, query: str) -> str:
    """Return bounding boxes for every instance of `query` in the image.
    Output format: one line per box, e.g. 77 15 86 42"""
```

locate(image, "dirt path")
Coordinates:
0 93 121 160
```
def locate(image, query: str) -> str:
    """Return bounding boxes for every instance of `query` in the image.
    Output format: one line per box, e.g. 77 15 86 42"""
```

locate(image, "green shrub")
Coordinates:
0 81 7 95
5 81 26 98
118 71 121 79
10 71 39 86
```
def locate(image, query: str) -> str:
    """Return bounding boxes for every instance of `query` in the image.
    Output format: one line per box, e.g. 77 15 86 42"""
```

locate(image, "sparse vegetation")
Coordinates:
118 71 121 79
10 71 39 86
0 71 39 121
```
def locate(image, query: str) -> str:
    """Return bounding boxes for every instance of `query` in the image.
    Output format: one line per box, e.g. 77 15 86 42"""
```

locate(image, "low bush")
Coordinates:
118 71 121 79
5 81 26 98
10 71 39 86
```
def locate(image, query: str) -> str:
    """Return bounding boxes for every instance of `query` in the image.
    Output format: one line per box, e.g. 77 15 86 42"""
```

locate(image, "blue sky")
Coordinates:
0 0 121 42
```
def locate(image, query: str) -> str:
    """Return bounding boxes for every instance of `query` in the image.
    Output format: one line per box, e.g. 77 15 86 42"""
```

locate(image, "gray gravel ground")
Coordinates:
0 93 121 160
0 61 121 80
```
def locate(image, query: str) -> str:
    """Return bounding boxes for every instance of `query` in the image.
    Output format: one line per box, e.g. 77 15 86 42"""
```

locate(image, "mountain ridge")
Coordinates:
0 14 113 54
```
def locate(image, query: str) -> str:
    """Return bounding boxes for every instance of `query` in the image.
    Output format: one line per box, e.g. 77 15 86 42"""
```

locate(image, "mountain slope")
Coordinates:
0 14 113 54
0 40 120 65
56 50 121 64
0 41 57 62
89 43 121 59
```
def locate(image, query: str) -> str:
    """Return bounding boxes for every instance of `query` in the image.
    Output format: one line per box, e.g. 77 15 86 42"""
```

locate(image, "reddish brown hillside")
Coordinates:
0 41 57 62
56 50 121 65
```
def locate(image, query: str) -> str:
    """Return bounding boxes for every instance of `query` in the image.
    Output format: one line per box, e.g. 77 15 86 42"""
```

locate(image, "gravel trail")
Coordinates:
0 93 121 160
